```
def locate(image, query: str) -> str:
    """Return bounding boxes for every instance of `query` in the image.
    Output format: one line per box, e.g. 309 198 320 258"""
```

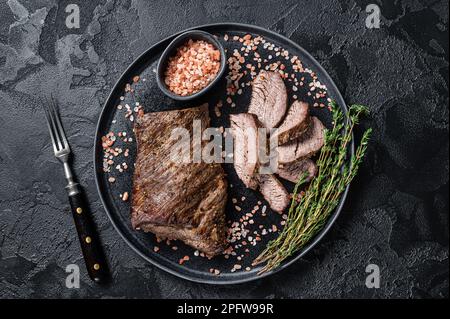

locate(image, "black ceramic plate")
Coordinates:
94 23 354 284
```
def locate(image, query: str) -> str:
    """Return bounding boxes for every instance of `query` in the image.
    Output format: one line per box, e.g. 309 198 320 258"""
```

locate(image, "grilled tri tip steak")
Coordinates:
230 113 259 190
229 70 326 215
257 174 290 213
275 101 310 145
277 116 325 163
131 104 227 256
248 70 287 129
277 158 318 183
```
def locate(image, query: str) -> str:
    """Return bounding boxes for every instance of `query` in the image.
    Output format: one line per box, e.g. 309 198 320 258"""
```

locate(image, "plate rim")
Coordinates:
94 22 355 285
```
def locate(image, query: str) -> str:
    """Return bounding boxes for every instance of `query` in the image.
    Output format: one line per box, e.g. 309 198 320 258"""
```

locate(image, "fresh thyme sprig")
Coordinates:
253 102 372 274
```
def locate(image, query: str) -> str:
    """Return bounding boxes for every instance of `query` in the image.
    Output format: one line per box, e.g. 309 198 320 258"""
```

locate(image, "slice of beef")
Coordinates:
248 70 287 129
277 158 317 183
277 116 325 163
275 101 310 145
131 104 227 256
257 174 290 213
230 113 259 189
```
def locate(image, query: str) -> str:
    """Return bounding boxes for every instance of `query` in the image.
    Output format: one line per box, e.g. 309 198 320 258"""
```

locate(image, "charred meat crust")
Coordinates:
131 104 227 256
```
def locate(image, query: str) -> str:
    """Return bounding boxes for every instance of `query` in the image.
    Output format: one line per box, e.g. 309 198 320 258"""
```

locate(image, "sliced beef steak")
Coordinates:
257 174 290 213
248 70 287 129
277 158 317 183
275 101 310 145
230 113 259 189
277 116 325 163
131 104 227 256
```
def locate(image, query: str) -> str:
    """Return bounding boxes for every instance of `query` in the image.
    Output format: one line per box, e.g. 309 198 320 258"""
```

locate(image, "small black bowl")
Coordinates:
156 30 226 101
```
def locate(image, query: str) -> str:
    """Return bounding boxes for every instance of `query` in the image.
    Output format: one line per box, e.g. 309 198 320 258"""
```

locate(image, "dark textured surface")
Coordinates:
0 0 448 298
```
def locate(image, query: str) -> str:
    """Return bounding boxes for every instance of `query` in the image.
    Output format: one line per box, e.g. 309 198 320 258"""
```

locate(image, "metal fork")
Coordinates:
43 98 108 283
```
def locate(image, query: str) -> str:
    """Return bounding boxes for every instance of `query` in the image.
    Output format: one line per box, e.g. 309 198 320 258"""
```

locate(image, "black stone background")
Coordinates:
0 0 448 298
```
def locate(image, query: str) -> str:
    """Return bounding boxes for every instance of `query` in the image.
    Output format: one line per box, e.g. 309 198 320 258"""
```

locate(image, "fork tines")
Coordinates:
43 97 70 156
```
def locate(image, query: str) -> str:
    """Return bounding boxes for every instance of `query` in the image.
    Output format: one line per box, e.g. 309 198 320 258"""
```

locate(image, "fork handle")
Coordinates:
69 191 109 284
